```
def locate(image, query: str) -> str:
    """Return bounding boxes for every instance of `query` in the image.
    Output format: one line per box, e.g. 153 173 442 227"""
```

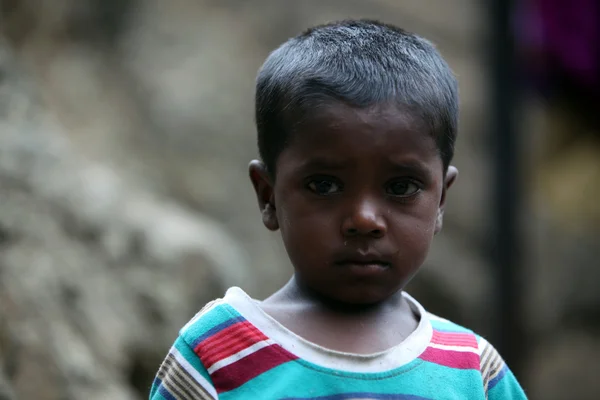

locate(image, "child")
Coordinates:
150 20 527 399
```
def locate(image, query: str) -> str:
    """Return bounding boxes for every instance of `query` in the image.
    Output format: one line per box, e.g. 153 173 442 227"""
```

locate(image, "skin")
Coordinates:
249 102 458 354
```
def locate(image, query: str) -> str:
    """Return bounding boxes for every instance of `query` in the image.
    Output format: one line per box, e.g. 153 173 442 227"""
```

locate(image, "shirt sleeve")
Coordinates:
150 335 218 400
479 338 528 399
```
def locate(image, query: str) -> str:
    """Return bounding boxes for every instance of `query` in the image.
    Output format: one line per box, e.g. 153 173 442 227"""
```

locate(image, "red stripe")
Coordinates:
201 321 265 349
210 344 298 393
431 330 478 347
419 346 479 370
203 329 266 360
201 331 267 367
195 321 266 354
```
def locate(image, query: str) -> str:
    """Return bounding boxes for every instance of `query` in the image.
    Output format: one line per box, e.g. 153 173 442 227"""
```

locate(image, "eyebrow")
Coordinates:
296 158 347 171
386 160 434 179
387 161 429 173
295 158 432 176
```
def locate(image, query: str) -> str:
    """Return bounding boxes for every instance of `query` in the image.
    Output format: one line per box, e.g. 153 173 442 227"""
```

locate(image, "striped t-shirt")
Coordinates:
150 287 527 399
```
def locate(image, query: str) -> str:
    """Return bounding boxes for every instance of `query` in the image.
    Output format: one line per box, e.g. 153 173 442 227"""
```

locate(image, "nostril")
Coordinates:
347 228 358 235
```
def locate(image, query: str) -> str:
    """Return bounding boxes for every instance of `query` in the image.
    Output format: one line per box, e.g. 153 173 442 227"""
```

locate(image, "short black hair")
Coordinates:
255 19 459 176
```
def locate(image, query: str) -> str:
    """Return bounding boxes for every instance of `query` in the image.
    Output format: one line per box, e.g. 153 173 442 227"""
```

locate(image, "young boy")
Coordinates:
150 20 527 399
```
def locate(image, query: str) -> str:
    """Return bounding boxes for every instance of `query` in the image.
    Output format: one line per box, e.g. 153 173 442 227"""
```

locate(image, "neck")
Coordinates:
261 276 421 352
270 275 407 317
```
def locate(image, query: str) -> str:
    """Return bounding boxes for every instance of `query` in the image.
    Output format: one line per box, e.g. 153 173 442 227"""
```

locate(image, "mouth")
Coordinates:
335 249 391 264
333 247 394 277
334 260 390 277
334 252 392 273
335 260 390 267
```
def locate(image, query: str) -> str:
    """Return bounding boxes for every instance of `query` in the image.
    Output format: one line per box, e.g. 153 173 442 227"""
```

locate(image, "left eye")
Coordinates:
307 179 342 195
386 181 420 197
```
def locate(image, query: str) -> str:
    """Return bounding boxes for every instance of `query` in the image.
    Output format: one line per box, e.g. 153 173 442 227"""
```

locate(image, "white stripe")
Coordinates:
427 313 451 323
222 287 434 373
171 347 219 400
207 339 275 374
429 342 479 353
478 337 488 356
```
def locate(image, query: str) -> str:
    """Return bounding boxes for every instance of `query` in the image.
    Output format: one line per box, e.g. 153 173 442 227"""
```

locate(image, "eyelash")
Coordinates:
305 177 344 196
384 179 422 198
305 177 423 199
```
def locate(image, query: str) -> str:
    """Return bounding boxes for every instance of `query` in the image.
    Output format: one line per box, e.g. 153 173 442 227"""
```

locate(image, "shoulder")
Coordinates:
420 312 481 371
426 311 498 364
177 286 269 367
178 291 244 350
426 312 524 398
426 311 477 334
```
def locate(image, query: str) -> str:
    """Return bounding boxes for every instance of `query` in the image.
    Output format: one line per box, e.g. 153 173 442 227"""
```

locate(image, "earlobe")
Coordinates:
434 210 444 235
249 160 279 231
434 165 458 234
262 203 279 231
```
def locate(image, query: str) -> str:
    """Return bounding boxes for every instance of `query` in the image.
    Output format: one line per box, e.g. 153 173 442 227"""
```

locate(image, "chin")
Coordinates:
327 286 398 307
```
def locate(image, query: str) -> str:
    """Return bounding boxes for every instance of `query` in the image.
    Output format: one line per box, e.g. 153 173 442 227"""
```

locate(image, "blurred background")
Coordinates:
0 0 598 399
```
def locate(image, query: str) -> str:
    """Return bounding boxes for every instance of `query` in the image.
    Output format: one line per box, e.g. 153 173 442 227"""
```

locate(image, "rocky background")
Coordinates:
0 1 598 399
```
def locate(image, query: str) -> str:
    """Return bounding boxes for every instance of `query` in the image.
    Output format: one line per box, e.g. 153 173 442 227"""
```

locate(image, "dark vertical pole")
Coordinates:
489 0 525 377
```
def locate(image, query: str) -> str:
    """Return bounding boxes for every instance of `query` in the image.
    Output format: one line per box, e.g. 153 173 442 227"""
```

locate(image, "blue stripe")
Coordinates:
488 364 508 391
157 381 177 400
149 377 161 399
151 376 161 390
189 316 245 348
429 322 473 334
283 394 431 400
430 326 472 333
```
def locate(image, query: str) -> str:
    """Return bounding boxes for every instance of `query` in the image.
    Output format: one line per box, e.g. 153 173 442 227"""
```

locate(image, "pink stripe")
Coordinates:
419 346 480 370
431 330 478 347
210 344 298 393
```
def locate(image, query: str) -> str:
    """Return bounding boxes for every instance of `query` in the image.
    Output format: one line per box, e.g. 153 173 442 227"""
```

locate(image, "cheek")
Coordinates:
278 190 335 234
395 221 434 251
278 203 337 257
391 206 438 252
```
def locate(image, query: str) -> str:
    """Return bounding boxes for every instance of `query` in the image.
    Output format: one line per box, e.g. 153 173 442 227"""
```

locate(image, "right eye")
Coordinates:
306 179 342 195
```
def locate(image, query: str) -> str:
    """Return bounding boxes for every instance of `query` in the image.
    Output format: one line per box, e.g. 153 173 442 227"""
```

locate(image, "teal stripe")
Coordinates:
220 358 484 400
149 380 160 399
149 378 171 400
487 368 527 399
172 336 213 383
291 358 423 379
180 303 241 345
150 392 170 400
429 319 473 334
284 394 431 400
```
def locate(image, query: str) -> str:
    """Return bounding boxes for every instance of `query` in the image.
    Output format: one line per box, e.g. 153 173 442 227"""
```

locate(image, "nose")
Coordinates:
341 198 387 238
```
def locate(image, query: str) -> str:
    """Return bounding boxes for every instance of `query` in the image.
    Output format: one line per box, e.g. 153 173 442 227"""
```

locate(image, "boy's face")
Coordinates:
250 103 457 305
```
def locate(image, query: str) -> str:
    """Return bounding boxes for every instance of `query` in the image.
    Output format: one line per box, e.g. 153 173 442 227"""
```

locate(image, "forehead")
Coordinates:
279 102 441 169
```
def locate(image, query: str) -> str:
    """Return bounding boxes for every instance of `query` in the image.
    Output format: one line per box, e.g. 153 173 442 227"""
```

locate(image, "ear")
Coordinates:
435 165 458 234
249 160 279 231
